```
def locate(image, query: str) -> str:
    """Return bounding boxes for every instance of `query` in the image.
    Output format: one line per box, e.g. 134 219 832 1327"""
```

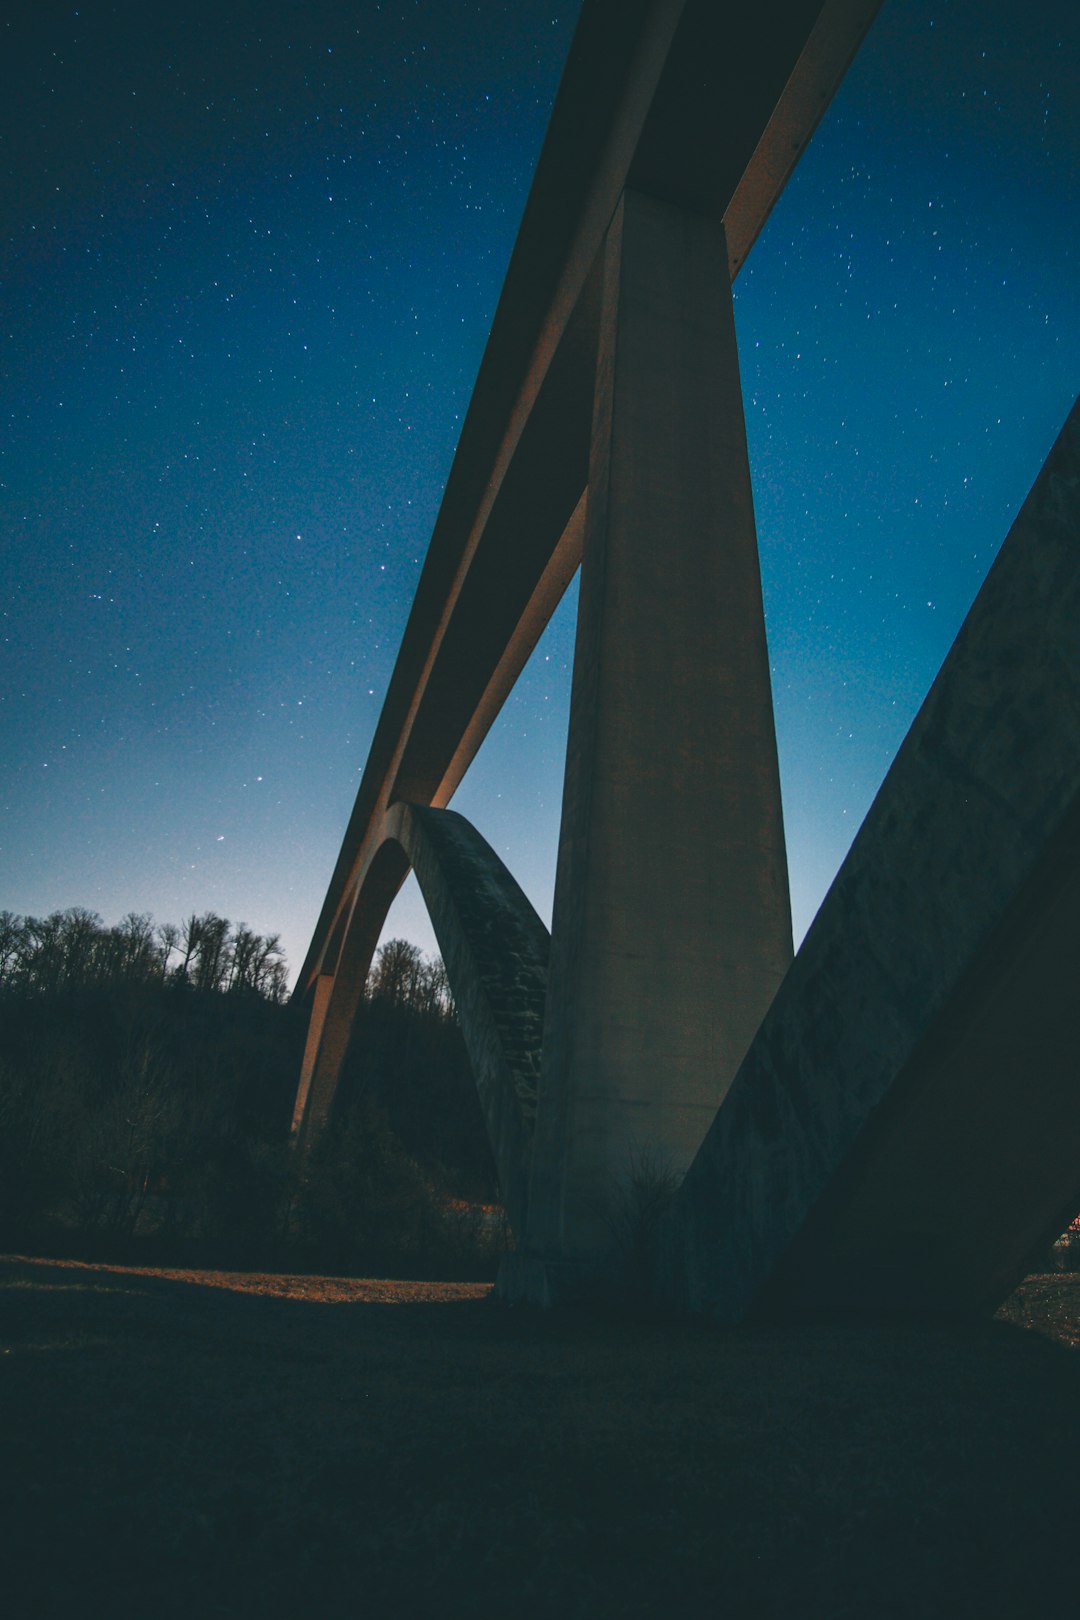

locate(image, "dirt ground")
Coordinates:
3 1254 1079 1619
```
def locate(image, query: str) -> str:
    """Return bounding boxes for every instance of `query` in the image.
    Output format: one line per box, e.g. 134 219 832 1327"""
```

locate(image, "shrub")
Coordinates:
604 1147 684 1307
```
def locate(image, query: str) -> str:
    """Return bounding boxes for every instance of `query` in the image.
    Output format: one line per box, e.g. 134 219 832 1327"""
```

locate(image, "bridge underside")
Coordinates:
291 0 1079 1321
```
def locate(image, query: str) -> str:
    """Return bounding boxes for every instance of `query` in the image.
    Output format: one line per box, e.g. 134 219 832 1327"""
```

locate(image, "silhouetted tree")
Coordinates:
0 908 288 1003
191 912 230 993
157 921 180 979
367 937 424 1008
0 912 507 1272
176 913 203 984
103 912 157 985
227 925 287 1000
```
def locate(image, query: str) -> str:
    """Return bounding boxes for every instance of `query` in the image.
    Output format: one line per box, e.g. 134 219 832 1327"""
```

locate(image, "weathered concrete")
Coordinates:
290 0 1078 1327
286 3 880 1192
384 804 547 1238
292 800 547 1235
519 189 792 1285
293 0 881 1020
657 398 1080 1323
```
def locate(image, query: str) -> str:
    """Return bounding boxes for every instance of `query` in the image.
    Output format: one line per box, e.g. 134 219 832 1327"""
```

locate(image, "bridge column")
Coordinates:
517 187 793 1290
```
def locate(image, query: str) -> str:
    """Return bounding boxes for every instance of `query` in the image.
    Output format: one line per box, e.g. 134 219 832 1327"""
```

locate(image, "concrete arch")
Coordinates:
293 803 549 1239
292 0 888 1304
291 837 410 1146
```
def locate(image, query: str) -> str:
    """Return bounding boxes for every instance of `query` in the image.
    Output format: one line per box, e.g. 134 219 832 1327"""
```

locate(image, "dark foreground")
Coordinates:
2 1256 1079 1619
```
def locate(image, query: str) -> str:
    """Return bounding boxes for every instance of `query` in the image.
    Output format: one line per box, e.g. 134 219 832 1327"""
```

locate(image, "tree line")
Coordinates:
0 907 288 1001
0 909 503 1276
4 906 1074 1281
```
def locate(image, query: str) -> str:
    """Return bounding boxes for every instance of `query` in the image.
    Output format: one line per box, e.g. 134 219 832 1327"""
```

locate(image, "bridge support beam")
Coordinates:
512 189 793 1293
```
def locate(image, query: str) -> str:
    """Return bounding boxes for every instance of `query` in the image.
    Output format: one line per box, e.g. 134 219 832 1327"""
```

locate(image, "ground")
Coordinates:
2 1255 1078 1618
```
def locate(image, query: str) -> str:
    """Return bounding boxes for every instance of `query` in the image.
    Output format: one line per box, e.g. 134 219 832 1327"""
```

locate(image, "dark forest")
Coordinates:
0 908 504 1276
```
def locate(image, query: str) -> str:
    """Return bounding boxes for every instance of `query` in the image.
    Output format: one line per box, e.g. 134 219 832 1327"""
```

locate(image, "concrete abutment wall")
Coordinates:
656 398 1080 1323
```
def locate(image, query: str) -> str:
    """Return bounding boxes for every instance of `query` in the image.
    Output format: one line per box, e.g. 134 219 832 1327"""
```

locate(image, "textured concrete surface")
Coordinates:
386 804 548 1238
294 0 879 1004
659 397 1080 1323
290 802 549 1220
523 189 791 1277
288 1 905 1294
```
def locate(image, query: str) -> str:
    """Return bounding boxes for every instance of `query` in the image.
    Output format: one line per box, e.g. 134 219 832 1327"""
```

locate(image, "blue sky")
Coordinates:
2 0 1076 979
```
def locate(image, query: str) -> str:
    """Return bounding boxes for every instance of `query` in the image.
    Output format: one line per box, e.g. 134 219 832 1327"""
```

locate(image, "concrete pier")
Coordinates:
274 2 1079 1328
520 190 792 1282
289 1 879 1172
289 2 1080 1329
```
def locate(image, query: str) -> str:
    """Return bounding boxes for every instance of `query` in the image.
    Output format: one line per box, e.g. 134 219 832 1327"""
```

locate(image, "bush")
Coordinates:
0 922 506 1278
604 1147 684 1307
291 1096 509 1278
295 1098 447 1272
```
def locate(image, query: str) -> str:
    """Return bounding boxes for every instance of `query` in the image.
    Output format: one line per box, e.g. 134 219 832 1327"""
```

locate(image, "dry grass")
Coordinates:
3 1254 1079 1619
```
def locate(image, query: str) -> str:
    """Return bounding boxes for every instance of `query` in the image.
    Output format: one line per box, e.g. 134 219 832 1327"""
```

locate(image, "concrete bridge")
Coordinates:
291 0 1080 1317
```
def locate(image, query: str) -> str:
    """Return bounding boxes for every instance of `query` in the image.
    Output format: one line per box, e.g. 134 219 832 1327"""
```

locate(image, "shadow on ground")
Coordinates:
3 1255 1078 1619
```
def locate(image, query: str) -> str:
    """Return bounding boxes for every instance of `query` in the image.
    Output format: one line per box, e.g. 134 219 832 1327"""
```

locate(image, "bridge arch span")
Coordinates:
292 803 548 1238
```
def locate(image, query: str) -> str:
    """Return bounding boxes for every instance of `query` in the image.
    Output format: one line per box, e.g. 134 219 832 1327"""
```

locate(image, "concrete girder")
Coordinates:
295 0 883 1004
657 397 1080 1323
289 0 1080 1327
289 0 894 1298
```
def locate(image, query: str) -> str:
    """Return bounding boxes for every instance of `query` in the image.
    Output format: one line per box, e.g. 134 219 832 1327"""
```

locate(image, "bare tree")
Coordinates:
0 912 29 987
191 913 231 993
1 905 288 1004
104 913 157 984
157 921 180 979
176 913 203 984
367 938 425 1008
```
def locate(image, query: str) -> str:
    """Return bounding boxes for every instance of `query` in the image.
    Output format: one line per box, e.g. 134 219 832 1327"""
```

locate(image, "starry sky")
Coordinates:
2 0 1077 983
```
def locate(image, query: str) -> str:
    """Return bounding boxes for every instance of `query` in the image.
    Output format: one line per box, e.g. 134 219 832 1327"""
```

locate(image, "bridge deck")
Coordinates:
297 0 882 997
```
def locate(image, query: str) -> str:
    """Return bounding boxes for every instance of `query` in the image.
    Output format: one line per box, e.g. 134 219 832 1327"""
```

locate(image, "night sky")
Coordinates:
3 0 1077 983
